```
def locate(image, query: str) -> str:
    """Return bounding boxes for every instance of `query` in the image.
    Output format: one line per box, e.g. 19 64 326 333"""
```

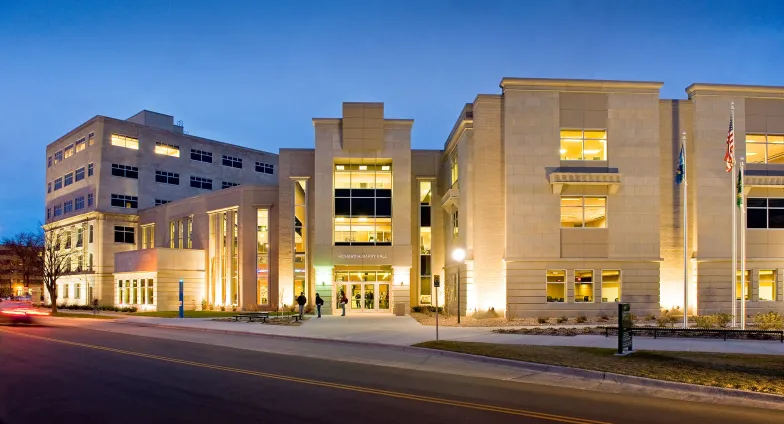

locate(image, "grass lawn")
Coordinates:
50 312 118 320
132 310 301 318
414 341 784 395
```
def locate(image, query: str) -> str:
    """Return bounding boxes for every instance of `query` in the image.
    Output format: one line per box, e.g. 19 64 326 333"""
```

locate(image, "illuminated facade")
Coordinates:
42 80 784 317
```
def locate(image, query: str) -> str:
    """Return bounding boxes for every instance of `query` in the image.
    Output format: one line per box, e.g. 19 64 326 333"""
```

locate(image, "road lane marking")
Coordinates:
0 328 611 424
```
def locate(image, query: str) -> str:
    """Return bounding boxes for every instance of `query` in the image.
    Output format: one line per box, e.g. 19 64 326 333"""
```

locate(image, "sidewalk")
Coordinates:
111 314 784 355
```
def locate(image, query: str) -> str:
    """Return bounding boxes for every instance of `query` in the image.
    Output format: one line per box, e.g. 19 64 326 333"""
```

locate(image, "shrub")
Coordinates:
755 312 784 330
220 305 226 311
411 305 443 314
657 311 678 328
556 316 568 324
537 317 548 324
645 314 657 321
693 315 716 328
714 312 732 328
201 299 208 311
575 315 587 324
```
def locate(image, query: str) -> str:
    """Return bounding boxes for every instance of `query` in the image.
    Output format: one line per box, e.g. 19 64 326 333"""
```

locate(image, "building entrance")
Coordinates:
334 269 391 313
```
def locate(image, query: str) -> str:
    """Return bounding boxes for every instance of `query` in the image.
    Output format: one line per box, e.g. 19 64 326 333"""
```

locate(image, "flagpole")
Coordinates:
740 158 746 330
682 131 689 328
731 102 737 328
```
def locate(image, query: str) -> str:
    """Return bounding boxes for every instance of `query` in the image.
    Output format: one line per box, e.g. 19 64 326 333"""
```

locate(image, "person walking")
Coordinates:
315 293 324 318
92 298 99 315
296 292 307 319
339 291 348 316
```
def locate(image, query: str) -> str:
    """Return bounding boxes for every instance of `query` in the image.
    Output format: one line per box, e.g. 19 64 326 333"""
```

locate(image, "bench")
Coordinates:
604 326 783 342
231 312 270 323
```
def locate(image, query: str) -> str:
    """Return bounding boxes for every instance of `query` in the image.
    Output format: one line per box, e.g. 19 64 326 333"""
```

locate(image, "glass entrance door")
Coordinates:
337 270 392 313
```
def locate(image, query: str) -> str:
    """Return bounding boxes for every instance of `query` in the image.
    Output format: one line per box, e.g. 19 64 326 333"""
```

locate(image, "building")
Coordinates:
0 245 43 299
43 79 784 318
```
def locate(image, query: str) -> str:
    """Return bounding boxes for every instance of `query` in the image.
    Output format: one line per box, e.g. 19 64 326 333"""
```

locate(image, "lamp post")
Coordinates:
452 248 465 324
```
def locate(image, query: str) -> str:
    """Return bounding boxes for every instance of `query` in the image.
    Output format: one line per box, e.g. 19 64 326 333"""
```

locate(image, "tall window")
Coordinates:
54 177 62 190
147 279 154 305
169 217 192 249
141 224 155 249
222 155 242 169
257 209 269 305
746 134 784 164
76 227 84 247
89 224 94 243
154 142 180 157
111 134 139 150
75 167 85 182
561 196 607 228
64 172 73 186
87 193 94 207
294 179 308 299
114 226 135 244
419 181 432 305
736 270 750 301
208 209 239 306
65 230 72 249
747 198 784 228
111 194 138 209
54 150 63 164
87 163 94 177
48 182 52 193
574 270 594 302
452 210 459 238
53 205 62 217
190 176 212 190
155 170 180 185
64 144 74 159
75 137 86 152
47 156 52 168
111 164 139 179
333 163 392 246
190 148 212 163
759 270 777 301
601 270 621 302
87 132 95 146
546 270 566 302
63 200 73 214
450 155 458 187
560 129 607 161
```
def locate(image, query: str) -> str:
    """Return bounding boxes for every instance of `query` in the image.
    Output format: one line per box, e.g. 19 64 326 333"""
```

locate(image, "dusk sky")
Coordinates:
1 0 782 237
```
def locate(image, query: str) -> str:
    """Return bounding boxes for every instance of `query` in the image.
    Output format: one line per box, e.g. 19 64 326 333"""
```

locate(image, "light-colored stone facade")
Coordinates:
42 80 784 318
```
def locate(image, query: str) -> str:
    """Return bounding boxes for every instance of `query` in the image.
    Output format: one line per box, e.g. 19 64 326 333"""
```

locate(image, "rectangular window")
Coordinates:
75 167 85 182
560 129 607 161
63 200 73 214
333 163 393 246
89 224 94 243
54 150 63 164
75 196 84 210
75 283 81 299
110 134 139 150
47 208 51 219
190 148 213 163
53 205 62 217
546 270 566 303
75 138 86 153
561 196 607 228
169 217 192 249
746 134 784 164
87 132 95 146
155 199 171 206
47 182 52 193
111 164 139 179
452 210 459 238
736 270 751 301
759 270 777 301
255 161 274 174
154 142 180 157
63 284 69 299
450 155 458 187
155 170 180 185
64 230 71 249
87 193 94 207
747 198 784 229
87 163 94 177
110 194 138 209
64 172 73 186
190 176 213 190
257 209 269 305
141 225 155 249
419 181 432 305
47 156 52 168
114 226 135 244
293 181 307 299
222 181 239 189
222 155 242 168
574 270 594 302
76 227 84 247
64 144 74 159
147 279 154 305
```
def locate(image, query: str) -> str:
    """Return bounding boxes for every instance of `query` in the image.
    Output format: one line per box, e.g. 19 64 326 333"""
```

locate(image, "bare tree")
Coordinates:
2 230 44 294
37 228 78 313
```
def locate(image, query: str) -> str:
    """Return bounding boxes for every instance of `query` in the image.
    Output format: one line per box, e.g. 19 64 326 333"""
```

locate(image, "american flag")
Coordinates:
724 115 734 172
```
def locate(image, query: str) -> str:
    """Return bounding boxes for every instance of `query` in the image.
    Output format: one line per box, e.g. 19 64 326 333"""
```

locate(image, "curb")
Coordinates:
98 320 784 404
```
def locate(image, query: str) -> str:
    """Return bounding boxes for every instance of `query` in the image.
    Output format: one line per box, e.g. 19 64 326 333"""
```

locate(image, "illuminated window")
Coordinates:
168 217 192 249
294 180 308 300
87 132 95 146
257 209 269 305
450 155 458 187
333 163 392 246
601 270 621 302
110 134 139 150
561 196 607 228
745 134 784 164
141 225 155 249
419 180 432 305
452 210 459 238
759 270 776 301
574 270 593 302
76 227 84 247
154 142 180 157
75 138 86 153
546 270 566 302
64 144 74 159
736 270 750 301
560 129 607 161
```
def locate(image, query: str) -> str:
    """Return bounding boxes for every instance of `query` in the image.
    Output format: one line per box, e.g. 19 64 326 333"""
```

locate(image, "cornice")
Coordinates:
500 78 663 93
686 83 784 99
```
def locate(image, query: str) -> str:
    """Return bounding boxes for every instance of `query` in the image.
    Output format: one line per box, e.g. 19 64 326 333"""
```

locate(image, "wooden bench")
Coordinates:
231 312 270 323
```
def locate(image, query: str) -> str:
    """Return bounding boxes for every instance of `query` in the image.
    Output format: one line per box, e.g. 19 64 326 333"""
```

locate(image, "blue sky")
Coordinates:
0 0 782 237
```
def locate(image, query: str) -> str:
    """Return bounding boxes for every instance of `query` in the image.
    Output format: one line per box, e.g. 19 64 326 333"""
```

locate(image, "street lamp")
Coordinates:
452 248 465 324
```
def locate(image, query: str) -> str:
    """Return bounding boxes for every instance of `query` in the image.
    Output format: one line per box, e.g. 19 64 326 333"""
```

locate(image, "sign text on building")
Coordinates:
337 254 389 260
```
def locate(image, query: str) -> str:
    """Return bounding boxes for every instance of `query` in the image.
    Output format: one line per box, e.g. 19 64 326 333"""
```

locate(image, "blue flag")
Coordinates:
675 144 685 184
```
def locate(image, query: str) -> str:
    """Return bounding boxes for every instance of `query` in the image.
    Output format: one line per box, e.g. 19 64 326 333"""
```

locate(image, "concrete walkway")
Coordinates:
112 314 784 355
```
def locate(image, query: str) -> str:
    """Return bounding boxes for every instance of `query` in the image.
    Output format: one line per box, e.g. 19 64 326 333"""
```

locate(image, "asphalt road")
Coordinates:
0 325 781 424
